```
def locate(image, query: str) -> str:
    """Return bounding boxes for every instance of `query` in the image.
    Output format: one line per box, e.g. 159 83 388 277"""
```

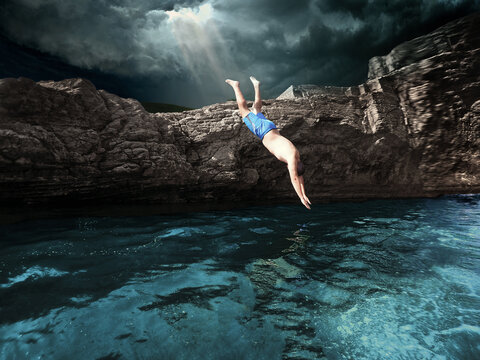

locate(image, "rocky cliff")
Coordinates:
1 13 479 208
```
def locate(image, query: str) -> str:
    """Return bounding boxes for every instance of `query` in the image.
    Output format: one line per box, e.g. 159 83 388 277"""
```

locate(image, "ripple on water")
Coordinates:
1 266 70 288
249 227 274 234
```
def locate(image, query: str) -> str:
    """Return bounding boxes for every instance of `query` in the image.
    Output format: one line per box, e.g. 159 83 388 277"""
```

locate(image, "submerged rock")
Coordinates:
0 13 479 207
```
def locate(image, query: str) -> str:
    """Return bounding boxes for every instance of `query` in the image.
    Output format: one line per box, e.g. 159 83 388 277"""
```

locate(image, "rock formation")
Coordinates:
0 13 479 208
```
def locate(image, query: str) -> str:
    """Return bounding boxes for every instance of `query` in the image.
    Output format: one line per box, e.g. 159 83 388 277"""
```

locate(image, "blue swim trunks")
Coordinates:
242 112 277 140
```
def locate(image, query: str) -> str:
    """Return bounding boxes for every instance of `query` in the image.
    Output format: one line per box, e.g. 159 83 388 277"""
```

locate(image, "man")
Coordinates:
225 76 311 210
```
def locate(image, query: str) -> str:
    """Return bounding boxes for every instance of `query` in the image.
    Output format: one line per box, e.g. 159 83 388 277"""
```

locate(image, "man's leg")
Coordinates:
225 79 250 118
250 76 261 114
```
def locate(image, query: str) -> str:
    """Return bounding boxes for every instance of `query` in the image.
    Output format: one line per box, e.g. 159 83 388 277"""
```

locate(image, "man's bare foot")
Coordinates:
249 76 260 86
225 79 239 87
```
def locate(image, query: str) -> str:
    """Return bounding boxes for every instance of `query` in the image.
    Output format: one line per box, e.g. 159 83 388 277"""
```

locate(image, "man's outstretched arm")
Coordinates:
287 164 311 210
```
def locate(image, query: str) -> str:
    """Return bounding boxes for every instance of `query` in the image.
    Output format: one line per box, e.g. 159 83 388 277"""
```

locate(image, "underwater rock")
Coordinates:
0 13 479 206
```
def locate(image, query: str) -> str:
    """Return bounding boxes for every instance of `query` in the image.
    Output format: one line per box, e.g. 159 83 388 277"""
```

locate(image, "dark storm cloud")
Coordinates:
0 0 178 76
210 0 480 96
1 0 479 107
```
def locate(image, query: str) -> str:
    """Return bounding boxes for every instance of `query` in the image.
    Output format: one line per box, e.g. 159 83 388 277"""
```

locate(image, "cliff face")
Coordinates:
0 13 479 207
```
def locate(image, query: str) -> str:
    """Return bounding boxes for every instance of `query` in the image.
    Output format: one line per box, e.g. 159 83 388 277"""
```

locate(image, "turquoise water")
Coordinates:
1 195 479 359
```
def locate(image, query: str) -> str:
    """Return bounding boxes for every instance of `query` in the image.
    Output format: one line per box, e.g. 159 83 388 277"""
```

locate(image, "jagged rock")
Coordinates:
276 84 357 99
368 12 480 79
0 13 479 207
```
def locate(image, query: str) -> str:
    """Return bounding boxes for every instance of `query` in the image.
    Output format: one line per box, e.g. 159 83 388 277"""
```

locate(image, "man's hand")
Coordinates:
288 164 311 210
301 196 311 210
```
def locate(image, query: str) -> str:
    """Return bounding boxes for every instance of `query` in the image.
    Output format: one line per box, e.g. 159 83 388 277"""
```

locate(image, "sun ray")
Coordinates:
165 3 241 99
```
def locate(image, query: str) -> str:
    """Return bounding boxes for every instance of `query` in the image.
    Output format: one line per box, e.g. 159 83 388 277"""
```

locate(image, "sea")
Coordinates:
1 195 479 359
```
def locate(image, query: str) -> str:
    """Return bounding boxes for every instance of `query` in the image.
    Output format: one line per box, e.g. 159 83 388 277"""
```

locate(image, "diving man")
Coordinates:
225 76 311 209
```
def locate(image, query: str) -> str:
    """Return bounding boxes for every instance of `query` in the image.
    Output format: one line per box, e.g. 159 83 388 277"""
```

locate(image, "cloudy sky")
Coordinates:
1 0 479 107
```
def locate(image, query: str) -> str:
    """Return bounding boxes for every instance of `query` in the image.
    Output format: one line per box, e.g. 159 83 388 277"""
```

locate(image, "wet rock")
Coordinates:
0 13 479 206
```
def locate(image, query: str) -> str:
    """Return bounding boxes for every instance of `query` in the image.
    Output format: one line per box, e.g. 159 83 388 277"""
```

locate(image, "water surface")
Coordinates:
1 195 479 359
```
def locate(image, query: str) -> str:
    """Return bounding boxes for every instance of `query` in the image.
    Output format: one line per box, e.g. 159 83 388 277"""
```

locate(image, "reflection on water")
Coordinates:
1 195 479 359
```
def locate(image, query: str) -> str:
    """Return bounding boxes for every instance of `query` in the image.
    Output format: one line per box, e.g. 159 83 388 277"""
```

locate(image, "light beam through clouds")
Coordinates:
166 3 242 105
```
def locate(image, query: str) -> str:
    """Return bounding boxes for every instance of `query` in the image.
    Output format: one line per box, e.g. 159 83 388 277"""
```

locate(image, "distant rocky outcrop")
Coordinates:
0 13 479 208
